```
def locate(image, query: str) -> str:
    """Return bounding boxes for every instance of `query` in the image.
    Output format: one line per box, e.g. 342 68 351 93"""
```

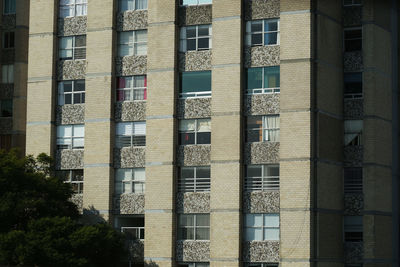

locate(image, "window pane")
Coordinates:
198 38 209 49
264 228 279 240
135 30 147 42
64 94 72 104
134 76 145 88
74 125 85 137
73 93 81 104
198 25 209 36
123 182 132 193
182 0 197 5
251 21 262 32
58 125 72 137
251 34 262 45
179 227 194 240
245 228 262 241
196 167 210 178
72 170 84 181
133 168 145 181
264 214 279 227
187 39 196 51
63 82 72 92
265 165 279 177
181 167 195 178
116 169 132 181
135 43 147 55
186 27 196 38
60 37 73 49
180 71 211 93
179 215 194 227
246 68 263 90
247 116 262 129
196 132 211 144
75 80 85 91
196 215 209 226
75 35 86 47
197 119 211 132
247 166 262 177
265 21 278 32
198 0 212 4
180 120 196 131
136 0 148 9
196 228 209 240
180 133 195 145
264 66 280 88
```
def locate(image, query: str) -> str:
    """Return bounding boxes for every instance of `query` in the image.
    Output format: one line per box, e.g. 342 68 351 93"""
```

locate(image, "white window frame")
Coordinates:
56 124 85 149
180 25 212 52
118 0 148 11
245 165 279 191
58 80 85 105
3 0 16 14
179 118 211 145
178 214 210 241
246 67 280 95
1 64 14 84
343 27 362 52
343 0 362 6
115 168 146 194
179 166 211 192
58 169 84 194
59 0 88 18
59 35 86 60
118 30 148 56
244 264 279 267
244 214 280 241
179 0 212 6
246 19 280 47
246 115 280 142
2 31 14 49
117 75 147 101
115 121 146 148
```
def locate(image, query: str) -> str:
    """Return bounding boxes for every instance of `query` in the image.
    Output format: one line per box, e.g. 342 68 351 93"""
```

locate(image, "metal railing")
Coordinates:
244 176 279 191
121 227 145 240
179 91 211 99
246 88 280 95
178 177 211 192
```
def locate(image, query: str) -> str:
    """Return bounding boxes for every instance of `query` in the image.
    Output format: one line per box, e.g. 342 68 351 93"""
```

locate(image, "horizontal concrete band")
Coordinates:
86 27 113 32
27 121 54 126
212 16 240 22
211 111 240 116
146 161 174 166
211 160 241 164
84 163 112 168
281 10 310 15
281 258 344 263
86 72 112 77
210 258 239 262
29 32 55 37
211 209 240 212
145 209 174 213
28 76 54 82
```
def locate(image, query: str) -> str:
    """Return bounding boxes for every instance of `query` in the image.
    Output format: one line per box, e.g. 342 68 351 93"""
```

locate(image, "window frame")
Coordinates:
245 19 280 47
180 25 212 52
179 118 211 145
115 121 146 148
344 120 363 146
177 263 210 267
246 115 280 142
343 0 362 6
179 71 212 98
59 35 86 60
118 30 148 57
116 75 147 101
56 124 85 149
118 0 148 12
178 214 210 241
115 168 146 194
344 167 363 193
343 27 362 52
244 264 279 267
59 0 88 18
3 0 16 14
2 31 15 49
244 165 279 191
344 216 363 242
246 66 280 95
58 80 85 105
179 0 212 6
0 99 12 117
57 169 84 194
244 213 280 241
1 64 14 84
178 166 211 192
344 72 362 99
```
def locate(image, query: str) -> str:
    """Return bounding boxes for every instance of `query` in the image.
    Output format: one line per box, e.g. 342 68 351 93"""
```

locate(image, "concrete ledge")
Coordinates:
179 51 212 71
115 55 147 76
58 16 87 36
242 240 280 262
56 104 85 125
244 46 280 68
55 149 84 170
244 142 280 164
176 240 210 262
244 94 280 116
178 5 212 26
117 10 148 31
177 98 211 119
243 191 280 213
176 192 210 213
114 193 145 214
115 101 146 122
57 60 87 80
114 147 146 168
177 145 211 166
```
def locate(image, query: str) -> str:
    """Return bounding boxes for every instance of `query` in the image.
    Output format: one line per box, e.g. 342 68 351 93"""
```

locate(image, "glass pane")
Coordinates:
265 165 279 176
58 125 72 137
72 170 84 181
180 120 196 131
264 228 279 240
133 168 145 181
245 214 262 226
115 169 132 181
73 125 85 137
251 21 262 32
60 37 73 49
119 31 133 44
198 25 209 36
123 182 132 193
186 27 196 38
115 181 123 195
196 132 211 144
181 167 195 178
135 30 147 42
180 132 195 145
251 34 262 45
246 68 263 90
247 116 262 129
196 228 209 240
134 76 145 88
196 167 210 178
179 215 194 227
264 214 279 227
180 71 212 93
247 130 262 142
135 43 147 55
264 66 280 88
198 38 209 49
64 94 72 104
197 119 211 132
136 0 148 9
182 0 197 5
186 39 196 51
73 137 84 148
265 21 278 32
179 227 194 240
245 228 262 241
265 32 277 45
73 93 81 104
75 36 86 47
247 165 262 177
196 214 210 226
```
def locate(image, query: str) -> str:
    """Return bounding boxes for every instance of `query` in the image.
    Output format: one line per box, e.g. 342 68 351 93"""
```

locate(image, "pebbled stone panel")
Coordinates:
0 118 12 134
178 51 212 72
177 98 211 119
55 149 84 170
2 15 16 30
242 241 280 262
176 240 210 262
345 242 363 263
114 147 146 168
245 0 280 20
344 51 363 72
70 193 83 213
128 240 144 262
176 192 210 213
117 10 148 31
114 193 145 214
2 49 14 62
0 84 13 99
244 94 280 115
344 146 363 167
243 191 279 213
244 142 280 164
115 101 146 122
57 60 86 80
177 145 211 166
344 193 363 216
115 55 147 76
343 6 362 27
58 16 87 36
244 46 280 68
178 5 212 26
344 99 363 120
56 104 85 125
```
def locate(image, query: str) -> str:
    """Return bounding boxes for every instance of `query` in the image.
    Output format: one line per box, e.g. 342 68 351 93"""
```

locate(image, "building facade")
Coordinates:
25 0 399 267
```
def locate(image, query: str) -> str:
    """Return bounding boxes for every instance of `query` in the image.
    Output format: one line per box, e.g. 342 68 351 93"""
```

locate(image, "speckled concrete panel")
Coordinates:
243 191 279 213
178 5 212 26
2 15 16 30
244 142 280 164
55 149 84 170
176 240 210 262
242 241 279 262
244 94 280 115
344 193 363 216
2 49 14 62
176 192 210 213
344 99 363 120
177 98 211 119
244 0 280 20
115 101 146 122
0 84 13 99
344 146 363 167
56 104 85 125
115 55 147 76
114 147 146 168
57 60 87 80
343 6 362 27
177 145 211 166
58 16 87 36
128 240 144 262
117 10 148 31
244 46 280 68
0 118 12 134
344 242 363 263
114 193 145 214
344 51 363 72
178 51 212 71
70 193 83 213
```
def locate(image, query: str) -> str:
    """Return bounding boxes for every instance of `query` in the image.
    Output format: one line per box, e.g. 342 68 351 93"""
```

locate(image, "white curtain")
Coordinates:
180 120 196 131
136 0 147 10
344 120 363 145
264 115 279 142
116 122 133 135
133 122 146 135
197 119 211 132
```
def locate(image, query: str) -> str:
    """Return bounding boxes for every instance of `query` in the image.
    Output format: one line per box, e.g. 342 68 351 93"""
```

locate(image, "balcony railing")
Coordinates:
244 176 279 191
121 227 145 240
178 177 211 192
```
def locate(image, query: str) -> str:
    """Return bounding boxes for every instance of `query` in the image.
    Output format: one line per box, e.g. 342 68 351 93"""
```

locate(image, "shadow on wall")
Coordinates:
80 205 107 224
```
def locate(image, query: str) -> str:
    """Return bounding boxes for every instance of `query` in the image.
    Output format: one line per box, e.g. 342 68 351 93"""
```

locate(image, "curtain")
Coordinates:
116 122 133 135
133 121 146 135
180 120 196 131
264 115 279 141
197 119 211 132
136 0 147 10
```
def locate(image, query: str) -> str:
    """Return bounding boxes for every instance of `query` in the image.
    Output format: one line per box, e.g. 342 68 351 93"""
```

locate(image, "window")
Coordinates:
115 168 145 194
58 80 85 105
116 122 146 147
3 32 14 48
0 99 12 117
56 170 84 194
344 28 362 52
180 25 212 52
179 119 211 145
116 216 145 240
119 0 147 11
59 35 86 60
177 264 209 267
344 167 362 193
244 264 278 267
3 0 15 14
1 64 13 83
344 120 362 146
118 30 147 56
246 19 280 46
179 166 210 192
246 115 279 142
180 71 211 98
59 0 87 18
244 214 279 241
343 0 362 6
0 135 11 151
246 66 280 94
344 73 362 98
178 214 210 240
344 216 363 242
245 165 279 191
180 0 212 5
117 76 147 101
56 125 84 149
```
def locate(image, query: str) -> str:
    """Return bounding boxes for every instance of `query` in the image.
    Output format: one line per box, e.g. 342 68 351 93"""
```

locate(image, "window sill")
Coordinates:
59 15 88 19
116 100 147 103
